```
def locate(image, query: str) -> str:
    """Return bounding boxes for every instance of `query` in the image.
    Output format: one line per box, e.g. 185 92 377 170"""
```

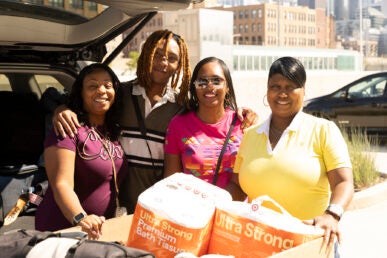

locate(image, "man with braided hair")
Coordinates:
53 30 257 214
117 30 192 213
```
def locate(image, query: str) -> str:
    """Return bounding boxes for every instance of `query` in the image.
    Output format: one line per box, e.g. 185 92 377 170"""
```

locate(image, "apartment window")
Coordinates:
239 24 243 33
245 24 249 33
50 0 64 8
257 36 262 45
252 24 256 32
244 10 249 19
252 10 257 18
239 10 243 19
70 0 83 9
258 9 262 18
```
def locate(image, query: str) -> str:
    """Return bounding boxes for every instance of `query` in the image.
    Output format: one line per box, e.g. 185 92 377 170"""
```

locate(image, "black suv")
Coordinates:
303 72 387 141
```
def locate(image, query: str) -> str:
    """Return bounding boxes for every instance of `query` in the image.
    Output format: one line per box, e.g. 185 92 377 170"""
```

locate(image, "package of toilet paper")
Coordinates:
127 173 232 258
208 195 324 258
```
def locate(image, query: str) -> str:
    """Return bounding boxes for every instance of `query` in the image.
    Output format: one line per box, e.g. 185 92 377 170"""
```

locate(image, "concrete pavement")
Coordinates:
338 146 387 258
341 198 387 258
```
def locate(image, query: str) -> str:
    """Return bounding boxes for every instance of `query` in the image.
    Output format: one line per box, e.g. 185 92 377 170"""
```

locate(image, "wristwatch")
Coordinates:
325 203 344 221
72 212 87 226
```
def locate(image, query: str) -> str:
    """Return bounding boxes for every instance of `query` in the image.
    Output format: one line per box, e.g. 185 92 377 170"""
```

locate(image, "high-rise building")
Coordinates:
298 0 333 16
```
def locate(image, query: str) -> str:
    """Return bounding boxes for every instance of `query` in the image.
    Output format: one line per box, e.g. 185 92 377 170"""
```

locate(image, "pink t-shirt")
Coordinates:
165 109 243 188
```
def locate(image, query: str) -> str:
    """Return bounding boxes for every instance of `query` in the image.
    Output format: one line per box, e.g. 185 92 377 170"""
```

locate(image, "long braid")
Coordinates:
175 36 191 106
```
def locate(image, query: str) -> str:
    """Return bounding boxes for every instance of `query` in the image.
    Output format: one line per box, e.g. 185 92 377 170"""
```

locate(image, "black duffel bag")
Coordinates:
0 229 155 258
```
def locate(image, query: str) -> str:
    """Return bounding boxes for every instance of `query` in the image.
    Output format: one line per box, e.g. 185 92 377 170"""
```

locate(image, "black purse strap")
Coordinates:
130 87 155 167
212 113 238 185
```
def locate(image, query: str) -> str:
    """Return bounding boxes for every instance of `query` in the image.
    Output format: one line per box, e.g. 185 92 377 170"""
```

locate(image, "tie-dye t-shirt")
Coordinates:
165 108 243 188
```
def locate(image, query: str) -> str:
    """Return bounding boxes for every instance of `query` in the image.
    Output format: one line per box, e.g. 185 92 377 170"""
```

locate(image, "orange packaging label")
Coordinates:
127 204 213 258
208 209 320 258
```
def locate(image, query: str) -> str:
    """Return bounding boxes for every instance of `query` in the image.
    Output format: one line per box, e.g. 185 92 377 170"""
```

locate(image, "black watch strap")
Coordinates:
72 212 87 226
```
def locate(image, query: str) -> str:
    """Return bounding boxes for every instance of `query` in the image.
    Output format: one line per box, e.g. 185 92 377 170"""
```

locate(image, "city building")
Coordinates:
14 0 367 71
210 3 335 49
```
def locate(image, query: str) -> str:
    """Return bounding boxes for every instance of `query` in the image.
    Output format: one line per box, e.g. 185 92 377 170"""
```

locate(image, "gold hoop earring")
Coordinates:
263 94 269 107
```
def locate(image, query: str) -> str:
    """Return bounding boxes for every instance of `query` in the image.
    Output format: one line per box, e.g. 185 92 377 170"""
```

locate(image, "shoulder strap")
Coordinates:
130 86 155 166
212 113 238 185
130 88 147 136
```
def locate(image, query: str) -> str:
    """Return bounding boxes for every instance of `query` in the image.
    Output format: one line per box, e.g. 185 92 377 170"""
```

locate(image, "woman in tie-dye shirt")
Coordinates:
164 57 247 201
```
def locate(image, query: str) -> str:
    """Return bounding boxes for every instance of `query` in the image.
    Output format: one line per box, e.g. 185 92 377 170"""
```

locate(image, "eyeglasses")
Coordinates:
194 77 225 89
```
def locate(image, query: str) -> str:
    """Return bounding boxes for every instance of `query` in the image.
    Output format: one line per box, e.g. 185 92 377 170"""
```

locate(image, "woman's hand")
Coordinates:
304 213 341 254
52 105 80 138
227 174 247 201
237 107 258 130
78 214 106 240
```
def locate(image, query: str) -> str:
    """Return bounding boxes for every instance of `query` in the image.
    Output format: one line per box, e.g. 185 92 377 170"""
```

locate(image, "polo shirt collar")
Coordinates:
256 110 304 135
132 82 177 104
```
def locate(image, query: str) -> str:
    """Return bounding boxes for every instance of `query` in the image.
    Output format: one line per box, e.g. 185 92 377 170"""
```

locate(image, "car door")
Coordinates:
332 73 387 133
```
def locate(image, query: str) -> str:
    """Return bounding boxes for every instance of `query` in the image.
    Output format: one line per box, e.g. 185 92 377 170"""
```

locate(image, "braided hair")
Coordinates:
136 29 191 105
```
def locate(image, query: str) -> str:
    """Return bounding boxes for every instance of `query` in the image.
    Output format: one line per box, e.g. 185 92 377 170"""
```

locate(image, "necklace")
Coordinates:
93 127 111 152
92 127 124 216
269 123 285 149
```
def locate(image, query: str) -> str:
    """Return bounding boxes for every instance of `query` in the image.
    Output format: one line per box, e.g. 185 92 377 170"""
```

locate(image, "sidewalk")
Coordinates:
339 147 387 258
341 181 387 258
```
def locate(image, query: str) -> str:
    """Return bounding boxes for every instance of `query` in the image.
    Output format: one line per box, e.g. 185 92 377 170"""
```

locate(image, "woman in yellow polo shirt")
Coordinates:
233 56 354 255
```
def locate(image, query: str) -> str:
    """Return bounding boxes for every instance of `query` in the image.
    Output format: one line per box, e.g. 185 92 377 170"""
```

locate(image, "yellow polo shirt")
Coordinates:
234 112 352 220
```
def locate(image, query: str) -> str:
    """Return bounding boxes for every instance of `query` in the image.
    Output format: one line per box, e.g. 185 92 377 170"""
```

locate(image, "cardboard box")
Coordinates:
59 214 333 258
269 237 333 258
57 214 133 243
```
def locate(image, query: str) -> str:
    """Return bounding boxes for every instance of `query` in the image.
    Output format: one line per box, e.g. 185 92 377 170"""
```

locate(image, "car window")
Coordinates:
35 75 65 95
0 74 11 91
374 80 386 97
332 88 346 98
347 76 387 99
0 73 66 99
